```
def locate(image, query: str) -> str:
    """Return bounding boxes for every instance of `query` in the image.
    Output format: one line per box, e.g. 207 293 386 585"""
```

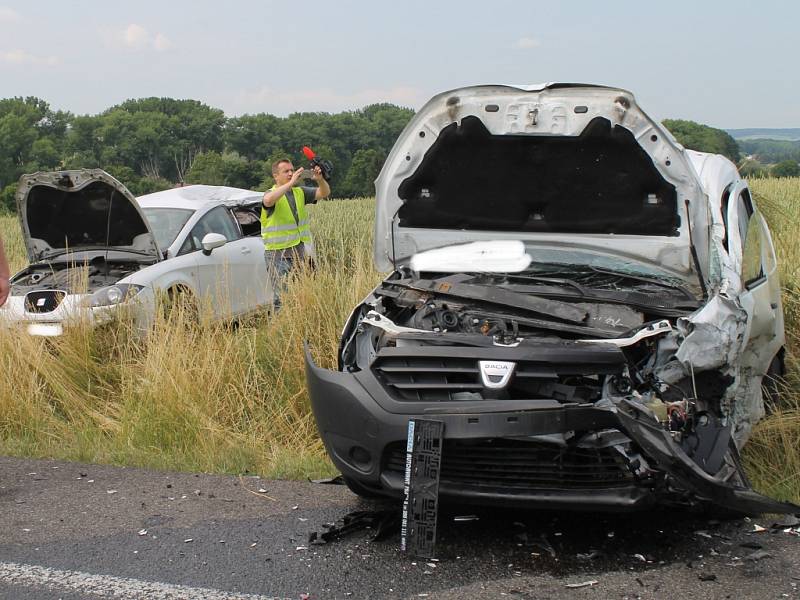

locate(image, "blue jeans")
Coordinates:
265 248 299 311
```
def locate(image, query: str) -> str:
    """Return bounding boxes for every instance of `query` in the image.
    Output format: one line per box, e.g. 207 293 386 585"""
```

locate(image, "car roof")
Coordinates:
136 184 263 210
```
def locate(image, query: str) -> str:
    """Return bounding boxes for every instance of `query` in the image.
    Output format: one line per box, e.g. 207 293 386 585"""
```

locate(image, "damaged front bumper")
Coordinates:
306 345 798 515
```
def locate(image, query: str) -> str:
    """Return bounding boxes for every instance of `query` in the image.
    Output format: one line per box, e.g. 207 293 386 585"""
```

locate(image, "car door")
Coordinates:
726 187 783 371
187 206 269 318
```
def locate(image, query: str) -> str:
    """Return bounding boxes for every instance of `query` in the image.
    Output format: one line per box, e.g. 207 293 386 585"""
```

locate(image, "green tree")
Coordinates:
30 138 61 170
0 183 18 213
738 158 768 178
662 119 741 162
770 160 800 178
185 151 263 189
339 148 385 197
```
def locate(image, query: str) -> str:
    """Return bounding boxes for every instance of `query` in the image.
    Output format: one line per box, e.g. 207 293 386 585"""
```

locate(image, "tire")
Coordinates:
160 287 198 324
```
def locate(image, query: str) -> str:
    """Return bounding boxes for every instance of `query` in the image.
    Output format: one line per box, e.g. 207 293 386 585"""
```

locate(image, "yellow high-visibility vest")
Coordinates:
260 186 312 250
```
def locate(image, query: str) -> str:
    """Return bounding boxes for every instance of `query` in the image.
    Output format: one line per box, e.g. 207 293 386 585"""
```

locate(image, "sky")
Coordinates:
0 0 797 128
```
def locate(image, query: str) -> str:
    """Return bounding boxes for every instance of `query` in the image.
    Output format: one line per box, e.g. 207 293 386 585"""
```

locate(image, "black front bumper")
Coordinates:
305 345 799 515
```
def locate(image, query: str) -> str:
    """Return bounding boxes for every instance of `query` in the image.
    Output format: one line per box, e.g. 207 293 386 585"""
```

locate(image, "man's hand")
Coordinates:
291 167 306 185
0 276 8 308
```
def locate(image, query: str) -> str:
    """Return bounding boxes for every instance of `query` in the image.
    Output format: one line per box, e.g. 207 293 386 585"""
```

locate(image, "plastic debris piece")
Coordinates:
309 475 345 485
744 550 772 562
309 509 401 545
698 573 717 582
183 538 193 543
565 580 598 589
453 515 479 522
695 530 712 539
772 515 800 528
137 529 147 536
107 490 118 494
633 553 647 562
752 524 766 533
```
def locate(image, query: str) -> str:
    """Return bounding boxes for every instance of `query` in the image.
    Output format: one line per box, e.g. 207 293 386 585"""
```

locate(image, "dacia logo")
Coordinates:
478 360 516 389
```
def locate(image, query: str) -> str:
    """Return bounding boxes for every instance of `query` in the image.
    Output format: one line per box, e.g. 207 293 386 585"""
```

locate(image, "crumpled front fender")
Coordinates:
616 399 799 516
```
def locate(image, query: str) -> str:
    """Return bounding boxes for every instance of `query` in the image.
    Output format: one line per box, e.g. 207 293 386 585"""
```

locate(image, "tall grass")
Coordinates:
2 184 800 501
0 198 378 478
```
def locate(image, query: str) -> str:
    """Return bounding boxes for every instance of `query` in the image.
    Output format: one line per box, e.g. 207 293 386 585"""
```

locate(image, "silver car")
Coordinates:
1 170 271 335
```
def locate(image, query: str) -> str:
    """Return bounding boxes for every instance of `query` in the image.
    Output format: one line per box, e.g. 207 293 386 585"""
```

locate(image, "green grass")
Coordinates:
2 183 800 502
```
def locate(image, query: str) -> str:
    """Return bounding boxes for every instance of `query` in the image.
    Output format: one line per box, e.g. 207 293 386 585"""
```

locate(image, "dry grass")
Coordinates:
0 198 378 478
1 182 800 501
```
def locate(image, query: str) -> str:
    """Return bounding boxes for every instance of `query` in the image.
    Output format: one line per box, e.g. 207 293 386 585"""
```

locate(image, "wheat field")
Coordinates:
1 182 799 501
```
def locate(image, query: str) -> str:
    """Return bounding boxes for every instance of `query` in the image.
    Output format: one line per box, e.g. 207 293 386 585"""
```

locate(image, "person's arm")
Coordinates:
308 165 331 201
314 173 331 201
263 168 305 207
0 236 10 307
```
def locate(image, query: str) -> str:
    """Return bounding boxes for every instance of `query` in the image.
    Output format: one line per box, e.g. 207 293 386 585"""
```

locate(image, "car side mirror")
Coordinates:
201 232 227 255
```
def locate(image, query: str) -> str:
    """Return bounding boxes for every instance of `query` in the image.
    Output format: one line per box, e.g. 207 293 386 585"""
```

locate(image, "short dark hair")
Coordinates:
271 158 292 175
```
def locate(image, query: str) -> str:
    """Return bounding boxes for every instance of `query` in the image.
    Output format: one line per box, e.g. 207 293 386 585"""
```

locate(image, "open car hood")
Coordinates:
374 83 709 288
16 169 161 263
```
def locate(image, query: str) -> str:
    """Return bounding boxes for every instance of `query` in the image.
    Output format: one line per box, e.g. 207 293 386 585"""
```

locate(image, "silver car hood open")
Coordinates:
374 83 710 290
16 169 161 263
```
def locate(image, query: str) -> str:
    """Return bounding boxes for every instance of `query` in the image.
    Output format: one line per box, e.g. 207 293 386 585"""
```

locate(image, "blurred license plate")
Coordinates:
27 323 63 336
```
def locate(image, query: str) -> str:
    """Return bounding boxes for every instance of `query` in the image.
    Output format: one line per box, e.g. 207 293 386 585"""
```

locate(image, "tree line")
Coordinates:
1 95 794 214
0 96 414 212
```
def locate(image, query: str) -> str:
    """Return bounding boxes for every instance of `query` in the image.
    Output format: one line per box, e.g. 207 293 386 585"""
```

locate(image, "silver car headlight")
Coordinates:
87 284 145 308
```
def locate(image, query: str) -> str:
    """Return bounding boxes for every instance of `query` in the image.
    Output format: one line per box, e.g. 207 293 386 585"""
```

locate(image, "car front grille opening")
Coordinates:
373 357 605 402
383 438 634 490
25 290 67 314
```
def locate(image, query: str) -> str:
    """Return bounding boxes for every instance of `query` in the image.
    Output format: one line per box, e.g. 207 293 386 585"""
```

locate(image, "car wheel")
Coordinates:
762 349 785 413
342 475 388 499
161 286 198 324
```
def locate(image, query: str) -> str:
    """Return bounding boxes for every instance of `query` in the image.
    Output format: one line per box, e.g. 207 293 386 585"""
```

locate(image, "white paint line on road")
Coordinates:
0 561 291 600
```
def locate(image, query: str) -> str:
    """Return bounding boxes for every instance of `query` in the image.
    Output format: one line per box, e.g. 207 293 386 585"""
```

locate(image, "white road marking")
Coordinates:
0 561 290 599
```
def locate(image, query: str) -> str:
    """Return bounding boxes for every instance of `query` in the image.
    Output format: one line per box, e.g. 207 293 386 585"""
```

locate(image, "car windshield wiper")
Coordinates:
524 263 690 294
500 273 587 295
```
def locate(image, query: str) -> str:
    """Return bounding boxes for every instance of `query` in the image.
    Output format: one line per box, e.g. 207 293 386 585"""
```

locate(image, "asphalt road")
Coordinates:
0 456 798 599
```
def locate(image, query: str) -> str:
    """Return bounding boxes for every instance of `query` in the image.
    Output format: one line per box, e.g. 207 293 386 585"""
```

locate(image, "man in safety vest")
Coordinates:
261 158 331 309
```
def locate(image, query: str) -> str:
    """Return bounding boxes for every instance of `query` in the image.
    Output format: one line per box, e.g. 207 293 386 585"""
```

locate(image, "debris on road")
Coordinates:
309 509 401 545
744 550 772 562
565 580 598 588
309 475 344 485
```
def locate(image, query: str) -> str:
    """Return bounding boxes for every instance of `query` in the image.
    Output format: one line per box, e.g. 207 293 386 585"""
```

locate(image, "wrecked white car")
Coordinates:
306 83 797 514
1 170 271 336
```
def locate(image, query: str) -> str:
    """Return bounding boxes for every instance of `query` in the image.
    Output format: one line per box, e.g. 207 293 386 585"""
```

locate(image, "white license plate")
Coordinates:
27 323 64 336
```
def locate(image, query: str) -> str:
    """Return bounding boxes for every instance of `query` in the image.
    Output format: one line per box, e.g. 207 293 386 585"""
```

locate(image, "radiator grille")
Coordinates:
25 290 66 314
372 356 608 402
384 439 633 490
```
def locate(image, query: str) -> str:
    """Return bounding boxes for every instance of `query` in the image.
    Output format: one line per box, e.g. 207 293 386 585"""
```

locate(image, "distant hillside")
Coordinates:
727 128 800 141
